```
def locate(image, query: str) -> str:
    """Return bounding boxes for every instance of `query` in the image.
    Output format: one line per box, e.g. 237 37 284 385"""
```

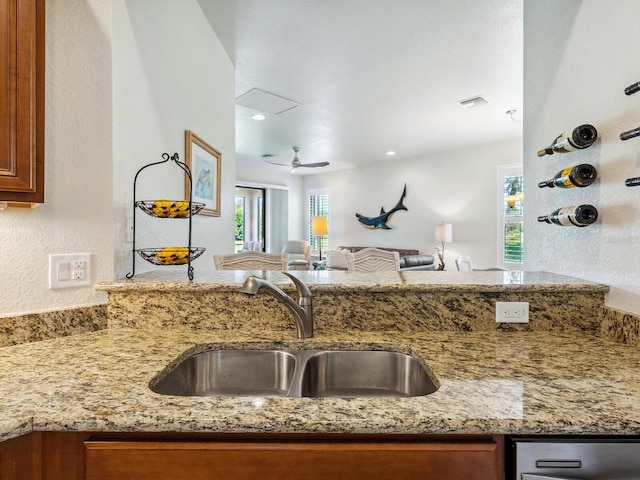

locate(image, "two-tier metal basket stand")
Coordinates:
126 153 205 280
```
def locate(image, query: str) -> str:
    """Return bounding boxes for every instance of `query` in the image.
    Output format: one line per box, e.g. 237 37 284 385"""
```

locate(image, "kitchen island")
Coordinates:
1 271 635 479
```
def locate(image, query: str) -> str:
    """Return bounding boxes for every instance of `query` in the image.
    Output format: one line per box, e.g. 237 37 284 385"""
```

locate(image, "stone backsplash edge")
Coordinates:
0 303 638 347
0 305 107 347
601 305 640 345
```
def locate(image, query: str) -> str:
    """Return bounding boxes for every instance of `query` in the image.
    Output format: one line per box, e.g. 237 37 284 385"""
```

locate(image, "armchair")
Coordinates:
281 240 312 270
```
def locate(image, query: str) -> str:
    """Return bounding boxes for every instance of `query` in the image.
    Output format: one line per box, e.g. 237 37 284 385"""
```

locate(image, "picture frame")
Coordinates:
185 130 221 216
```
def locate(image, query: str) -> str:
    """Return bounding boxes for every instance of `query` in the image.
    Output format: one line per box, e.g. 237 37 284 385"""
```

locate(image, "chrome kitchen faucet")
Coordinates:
240 272 313 339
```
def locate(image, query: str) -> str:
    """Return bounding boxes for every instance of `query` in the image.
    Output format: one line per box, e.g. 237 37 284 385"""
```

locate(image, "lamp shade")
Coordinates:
311 216 328 236
434 222 453 243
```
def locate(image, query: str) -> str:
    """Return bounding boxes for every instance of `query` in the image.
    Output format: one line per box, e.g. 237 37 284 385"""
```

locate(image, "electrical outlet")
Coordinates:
49 253 92 289
72 260 85 270
495 301 529 323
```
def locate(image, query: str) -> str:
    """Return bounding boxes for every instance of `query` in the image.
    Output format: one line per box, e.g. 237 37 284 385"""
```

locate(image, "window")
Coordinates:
498 165 523 265
307 188 330 255
257 196 264 243
234 196 245 252
235 186 266 252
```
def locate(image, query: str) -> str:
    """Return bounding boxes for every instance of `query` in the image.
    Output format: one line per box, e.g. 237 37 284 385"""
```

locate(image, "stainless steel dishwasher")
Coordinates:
509 437 640 479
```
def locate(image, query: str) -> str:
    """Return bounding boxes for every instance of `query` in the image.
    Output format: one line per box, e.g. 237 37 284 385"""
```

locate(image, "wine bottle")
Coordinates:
537 204 598 227
625 177 640 187
620 127 640 141
538 164 597 188
537 124 598 157
625 81 640 95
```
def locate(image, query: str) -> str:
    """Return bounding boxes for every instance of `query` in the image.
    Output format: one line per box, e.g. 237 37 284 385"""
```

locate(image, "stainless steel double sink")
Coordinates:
151 348 438 398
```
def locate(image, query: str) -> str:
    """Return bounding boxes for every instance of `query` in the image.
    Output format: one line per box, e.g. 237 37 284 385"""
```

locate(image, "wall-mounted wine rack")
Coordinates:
624 80 640 187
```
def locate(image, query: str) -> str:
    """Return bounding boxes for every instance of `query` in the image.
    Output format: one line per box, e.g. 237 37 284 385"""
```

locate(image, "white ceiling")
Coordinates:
198 0 523 174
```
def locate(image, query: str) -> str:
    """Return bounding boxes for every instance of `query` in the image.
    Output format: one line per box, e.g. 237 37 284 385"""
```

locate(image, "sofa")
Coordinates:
324 246 435 271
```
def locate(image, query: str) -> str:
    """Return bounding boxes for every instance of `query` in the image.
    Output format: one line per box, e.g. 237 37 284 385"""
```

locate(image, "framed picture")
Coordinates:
185 130 221 216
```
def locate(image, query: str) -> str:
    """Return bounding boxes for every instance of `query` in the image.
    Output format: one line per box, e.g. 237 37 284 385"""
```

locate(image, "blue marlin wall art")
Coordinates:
355 183 407 229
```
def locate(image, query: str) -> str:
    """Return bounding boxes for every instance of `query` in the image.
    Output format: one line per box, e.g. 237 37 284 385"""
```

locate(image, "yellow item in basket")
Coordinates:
169 200 190 218
151 199 172 217
156 246 190 265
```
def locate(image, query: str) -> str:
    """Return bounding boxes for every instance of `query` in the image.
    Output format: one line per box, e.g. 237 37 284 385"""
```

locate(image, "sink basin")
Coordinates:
300 350 437 398
151 350 296 397
151 348 438 398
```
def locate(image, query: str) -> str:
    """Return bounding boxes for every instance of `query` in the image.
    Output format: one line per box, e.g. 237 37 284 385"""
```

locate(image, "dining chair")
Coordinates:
455 256 472 271
345 247 400 272
213 251 288 270
455 255 507 271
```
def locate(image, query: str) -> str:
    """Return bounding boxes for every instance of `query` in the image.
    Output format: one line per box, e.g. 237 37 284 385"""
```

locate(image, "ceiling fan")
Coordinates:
265 146 330 172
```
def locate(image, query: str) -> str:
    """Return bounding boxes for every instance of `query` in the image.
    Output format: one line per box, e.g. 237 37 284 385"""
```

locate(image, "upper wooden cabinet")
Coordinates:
0 0 44 206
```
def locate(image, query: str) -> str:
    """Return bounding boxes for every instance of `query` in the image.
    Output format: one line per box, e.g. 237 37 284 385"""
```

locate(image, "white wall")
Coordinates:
524 0 640 314
302 139 522 269
0 0 114 316
112 0 236 277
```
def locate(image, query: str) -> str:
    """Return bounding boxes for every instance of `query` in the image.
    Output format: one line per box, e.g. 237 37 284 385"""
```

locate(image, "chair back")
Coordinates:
213 251 288 270
454 255 507 271
281 240 311 261
345 247 400 272
455 256 472 271
281 240 312 270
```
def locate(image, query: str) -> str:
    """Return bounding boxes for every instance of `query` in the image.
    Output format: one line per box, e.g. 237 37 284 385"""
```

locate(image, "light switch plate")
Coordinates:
49 253 92 289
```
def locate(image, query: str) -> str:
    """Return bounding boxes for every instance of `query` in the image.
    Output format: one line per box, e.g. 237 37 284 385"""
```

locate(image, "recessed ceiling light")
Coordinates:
386 151 396 156
457 95 488 108
251 113 266 120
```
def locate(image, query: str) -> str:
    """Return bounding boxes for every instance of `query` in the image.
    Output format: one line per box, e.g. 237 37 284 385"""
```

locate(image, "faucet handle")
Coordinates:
282 271 312 298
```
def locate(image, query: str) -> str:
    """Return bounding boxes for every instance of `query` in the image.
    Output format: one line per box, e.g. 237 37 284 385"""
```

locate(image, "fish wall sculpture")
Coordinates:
355 184 407 229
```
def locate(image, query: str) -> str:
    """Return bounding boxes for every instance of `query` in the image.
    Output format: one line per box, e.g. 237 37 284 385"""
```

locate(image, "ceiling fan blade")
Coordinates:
300 162 330 168
264 159 292 166
265 147 329 170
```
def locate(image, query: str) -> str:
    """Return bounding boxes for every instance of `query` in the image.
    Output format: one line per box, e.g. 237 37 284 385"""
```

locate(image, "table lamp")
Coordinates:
311 216 328 260
434 221 453 270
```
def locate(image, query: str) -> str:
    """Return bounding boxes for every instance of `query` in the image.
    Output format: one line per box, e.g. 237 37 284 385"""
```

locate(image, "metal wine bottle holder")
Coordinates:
126 153 206 281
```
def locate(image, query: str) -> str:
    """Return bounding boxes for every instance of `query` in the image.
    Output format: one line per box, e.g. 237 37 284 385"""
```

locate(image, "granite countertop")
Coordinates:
96 270 610 293
1 327 639 442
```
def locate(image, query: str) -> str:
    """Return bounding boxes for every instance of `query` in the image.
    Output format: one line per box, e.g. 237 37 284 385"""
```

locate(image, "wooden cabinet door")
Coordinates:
0 433 41 480
0 0 44 205
85 439 500 480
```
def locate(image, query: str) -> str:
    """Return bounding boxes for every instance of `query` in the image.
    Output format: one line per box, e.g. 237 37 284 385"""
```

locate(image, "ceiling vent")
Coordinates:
235 88 300 115
457 95 488 108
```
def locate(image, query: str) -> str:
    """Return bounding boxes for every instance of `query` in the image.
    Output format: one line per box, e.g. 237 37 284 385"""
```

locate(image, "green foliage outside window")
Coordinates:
503 174 523 264
235 197 244 241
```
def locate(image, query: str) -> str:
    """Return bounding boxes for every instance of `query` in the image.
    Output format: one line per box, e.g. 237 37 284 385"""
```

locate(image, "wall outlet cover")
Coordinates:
495 301 529 323
49 253 92 289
